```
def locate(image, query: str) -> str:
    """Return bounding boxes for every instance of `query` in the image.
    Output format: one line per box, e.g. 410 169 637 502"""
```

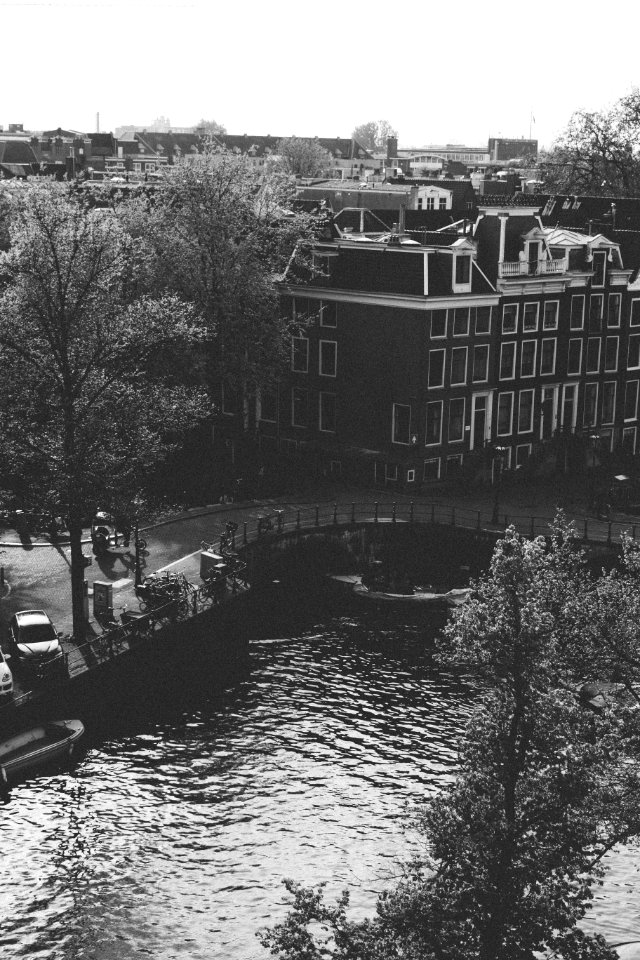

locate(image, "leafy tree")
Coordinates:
539 90 640 196
260 520 640 960
274 137 332 178
146 145 317 430
196 118 227 137
0 182 209 639
351 120 398 153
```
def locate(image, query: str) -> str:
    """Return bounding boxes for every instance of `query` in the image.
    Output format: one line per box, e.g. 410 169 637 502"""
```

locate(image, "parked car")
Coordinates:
7 610 65 678
0 648 13 698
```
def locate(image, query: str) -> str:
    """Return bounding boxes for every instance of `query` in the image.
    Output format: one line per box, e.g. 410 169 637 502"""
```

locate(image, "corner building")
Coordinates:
263 202 637 490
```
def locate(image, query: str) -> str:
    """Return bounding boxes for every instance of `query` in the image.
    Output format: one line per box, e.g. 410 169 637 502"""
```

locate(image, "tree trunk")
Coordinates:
67 502 87 642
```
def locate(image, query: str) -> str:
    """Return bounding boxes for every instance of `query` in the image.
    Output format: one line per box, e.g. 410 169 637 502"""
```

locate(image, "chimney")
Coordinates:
387 136 398 160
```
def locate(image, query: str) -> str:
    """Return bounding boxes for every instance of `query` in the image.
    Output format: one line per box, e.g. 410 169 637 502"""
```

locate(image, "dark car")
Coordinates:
7 610 65 678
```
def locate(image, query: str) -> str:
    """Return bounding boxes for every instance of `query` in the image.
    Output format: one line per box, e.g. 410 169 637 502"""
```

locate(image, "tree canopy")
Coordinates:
260 518 640 960
274 137 332 178
351 120 398 153
538 89 640 196
0 182 209 637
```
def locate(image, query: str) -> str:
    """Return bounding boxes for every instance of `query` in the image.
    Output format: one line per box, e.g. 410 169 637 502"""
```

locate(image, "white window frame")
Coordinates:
602 381 616 425
542 300 559 331
291 387 309 427
472 344 490 383
319 339 337 377
291 336 309 373
567 338 583 376
604 336 619 372
608 293 621 328
520 340 537 379
452 254 472 292
450 346 468 386
392 403 411 444
625 380 639 422
540 339 557 376
570 295 585 330
523 302 539 333
423 458 441 481
516 443 532 467
428 348 446 389
425 400 443 446
500 341 517 380
452 307 470 337
319 392 336 433
475 305 492 336
319 301 337 328
430 309 447 339
518 388 535 433
448 397 465 443
583 381 599 428
631 299 640 328
586 337 601 374
628 335 640 371
502 303 518 334
497 392 514 436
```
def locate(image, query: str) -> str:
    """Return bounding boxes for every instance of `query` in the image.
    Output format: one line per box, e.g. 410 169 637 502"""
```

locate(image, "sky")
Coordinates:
1 0 639 150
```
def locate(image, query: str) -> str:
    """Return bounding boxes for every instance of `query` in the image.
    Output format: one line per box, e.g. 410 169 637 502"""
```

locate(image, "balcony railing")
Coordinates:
499 258 566 278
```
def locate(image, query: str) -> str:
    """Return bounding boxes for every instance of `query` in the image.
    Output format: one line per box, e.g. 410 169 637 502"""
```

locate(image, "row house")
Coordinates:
260 203 639 489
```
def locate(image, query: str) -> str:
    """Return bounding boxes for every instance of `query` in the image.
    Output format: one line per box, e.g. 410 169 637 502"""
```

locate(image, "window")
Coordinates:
475 305 492 335
586 337 601 373
425 197 435 211
592 249 607 287
589 294 604 331
392 403 411 444
450 347 468 385
602 381 616 424
516 444 532 468
570 295 585 330
426 401 443 446
540 339 557 375
423 458 441 481
583 382 598 427
518 389 534 433
608 293 621 328
293 297 312 324
291 337 309 372
497 393 514 436
631 299 640 328
604 337 618 372
502 304 518 334
319 340 337 377
385 463 399 482
430 309 447 338
500 342 516 380
439 197 447 210
454 255 471 286
319 301 337 327
520 340 537 378
259 389 277 422
625 381 639 422
453 308 469 337
543 301 559 330
406 469 416 483
628 335 640 370
567 339 582 375
472 344 489 382
446 455 463 478
448 398 465 442
428 349 445 388
292 387 309 427
623 426 637 456
523 302 539 332
319 392 336 432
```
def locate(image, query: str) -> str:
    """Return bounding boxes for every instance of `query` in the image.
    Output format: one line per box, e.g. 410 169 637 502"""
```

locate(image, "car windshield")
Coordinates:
19 624 56 644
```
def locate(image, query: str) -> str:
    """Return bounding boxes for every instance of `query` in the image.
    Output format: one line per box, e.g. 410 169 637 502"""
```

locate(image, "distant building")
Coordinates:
488 137 538 162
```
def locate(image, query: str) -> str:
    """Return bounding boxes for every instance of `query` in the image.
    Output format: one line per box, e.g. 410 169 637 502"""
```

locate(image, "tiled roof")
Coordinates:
212 134 374 161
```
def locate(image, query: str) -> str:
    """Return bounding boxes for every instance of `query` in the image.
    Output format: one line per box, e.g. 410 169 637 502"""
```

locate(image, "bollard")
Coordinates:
374 502 378 523
410 501 414 523
392 502 396 523
351 502 355 524
333 503 338 525
315 506 320 527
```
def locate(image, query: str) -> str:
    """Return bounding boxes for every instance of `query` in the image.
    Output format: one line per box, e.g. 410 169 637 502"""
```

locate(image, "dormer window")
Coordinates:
454 255 471 287
592 249 607 287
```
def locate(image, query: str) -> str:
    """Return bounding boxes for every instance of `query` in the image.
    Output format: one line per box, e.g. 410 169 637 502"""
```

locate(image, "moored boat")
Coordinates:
0 719 85 783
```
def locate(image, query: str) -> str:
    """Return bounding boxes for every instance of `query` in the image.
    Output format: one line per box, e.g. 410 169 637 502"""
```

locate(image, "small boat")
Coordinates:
0 719 85 783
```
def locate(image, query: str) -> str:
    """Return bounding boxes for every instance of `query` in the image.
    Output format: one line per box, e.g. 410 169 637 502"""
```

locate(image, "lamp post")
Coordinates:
491 446 507 526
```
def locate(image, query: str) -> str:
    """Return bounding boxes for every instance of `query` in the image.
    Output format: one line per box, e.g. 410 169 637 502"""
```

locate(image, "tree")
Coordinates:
351 120 398 153
0 182 209 639
146 145 317 430
538 90 640 196
274 137 332 178
196 118 227 137
260 519 640 960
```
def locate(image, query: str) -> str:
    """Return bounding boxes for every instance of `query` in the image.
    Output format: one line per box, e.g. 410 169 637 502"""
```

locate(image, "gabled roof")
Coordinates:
211 133 374 161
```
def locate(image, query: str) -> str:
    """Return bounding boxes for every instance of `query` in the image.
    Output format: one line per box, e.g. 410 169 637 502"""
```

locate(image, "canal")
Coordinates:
0 592 637 959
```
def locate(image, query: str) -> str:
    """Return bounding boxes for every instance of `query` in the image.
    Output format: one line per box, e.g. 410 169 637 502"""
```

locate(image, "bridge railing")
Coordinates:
234 500 636 550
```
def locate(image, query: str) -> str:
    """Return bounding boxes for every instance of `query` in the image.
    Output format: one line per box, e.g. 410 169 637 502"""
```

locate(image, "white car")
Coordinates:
7 610 64 678
0 648 13 697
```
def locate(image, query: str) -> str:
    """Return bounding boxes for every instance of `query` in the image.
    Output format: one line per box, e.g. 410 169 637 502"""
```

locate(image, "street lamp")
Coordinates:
492 446 508 526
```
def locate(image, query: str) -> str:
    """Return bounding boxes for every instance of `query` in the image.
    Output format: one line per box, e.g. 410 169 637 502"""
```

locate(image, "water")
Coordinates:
0 598 637 959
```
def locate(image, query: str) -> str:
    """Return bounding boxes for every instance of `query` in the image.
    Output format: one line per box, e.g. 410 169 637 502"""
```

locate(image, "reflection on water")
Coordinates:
0 599 637 959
